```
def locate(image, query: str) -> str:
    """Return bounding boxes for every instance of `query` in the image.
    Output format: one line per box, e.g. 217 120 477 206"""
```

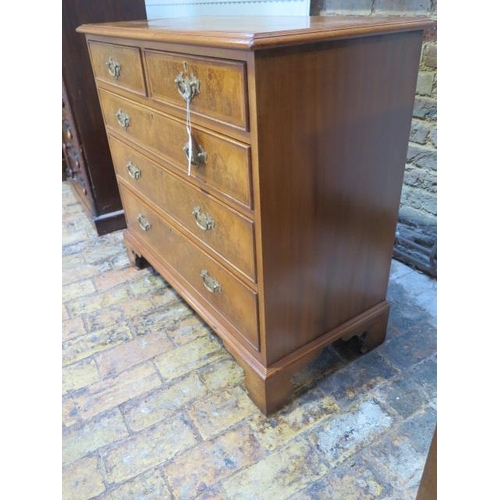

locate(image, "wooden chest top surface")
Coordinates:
77 15 434 49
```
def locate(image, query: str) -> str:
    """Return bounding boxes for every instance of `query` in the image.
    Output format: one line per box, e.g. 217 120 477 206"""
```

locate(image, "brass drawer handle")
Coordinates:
63 120 72 140
137 214 151 231
174 62 200 103
192 207 215 231
200 270 221 293
116 109 130 130
106 56 121 79
126 161 141 180
183 138 207 167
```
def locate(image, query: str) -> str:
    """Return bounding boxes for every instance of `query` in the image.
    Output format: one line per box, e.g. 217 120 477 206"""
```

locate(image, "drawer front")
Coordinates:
109 135 256 282
144 50 247 130
120 184 259 351
99 89 252 208
89 41 146 95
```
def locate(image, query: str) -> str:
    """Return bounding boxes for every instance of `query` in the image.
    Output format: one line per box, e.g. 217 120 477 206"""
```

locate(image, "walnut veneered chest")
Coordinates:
78 16 433 414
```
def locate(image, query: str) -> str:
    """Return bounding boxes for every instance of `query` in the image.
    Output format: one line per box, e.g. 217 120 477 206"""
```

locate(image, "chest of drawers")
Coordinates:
62 0 147 235
78 16 432 414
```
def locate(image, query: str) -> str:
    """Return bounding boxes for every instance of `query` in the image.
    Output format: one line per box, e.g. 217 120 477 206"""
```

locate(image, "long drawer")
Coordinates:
109 135 256 282
99 89 252 208
119 183 260 351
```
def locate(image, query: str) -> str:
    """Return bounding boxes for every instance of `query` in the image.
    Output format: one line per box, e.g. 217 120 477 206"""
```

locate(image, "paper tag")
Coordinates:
186 98 193 177
186 125 193 177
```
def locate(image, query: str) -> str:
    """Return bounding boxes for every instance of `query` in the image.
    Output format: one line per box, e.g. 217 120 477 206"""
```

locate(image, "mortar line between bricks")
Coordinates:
97 410 204 493
125 311 152 339
194 366 215 393
62 359 101 403
116 369 215 434
62 393 83 429
163 411 274 495
160 422 260 499
181 406 208 444
129 299 185 326
378 338 436 374
62 324 134 369
235 413 332 472
117 404 135 437
62 406 129 444
303 406 394 475
303 431 337 478
63 321 91 343
159 465 177 500
151 354 168 384
265 406 339 454
188 406 259 444
95 462 174 500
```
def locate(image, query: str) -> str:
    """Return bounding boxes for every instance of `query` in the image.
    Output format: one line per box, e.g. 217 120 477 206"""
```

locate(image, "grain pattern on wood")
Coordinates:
77 16 433 50
108 135 256 283
120 184 260 351
98 89 253 208
145 49 248 129
81 16 433 414
88 41 146 95
251 32 423 364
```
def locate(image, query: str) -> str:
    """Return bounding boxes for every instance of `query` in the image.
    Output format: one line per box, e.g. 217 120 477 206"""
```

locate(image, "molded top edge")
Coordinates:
77 15 435 50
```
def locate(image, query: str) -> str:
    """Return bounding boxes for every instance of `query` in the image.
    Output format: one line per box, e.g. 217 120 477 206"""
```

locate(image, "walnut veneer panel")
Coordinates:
144 50 248 130
81 15 434 414
108 135 256 282
99 89 252 208
88 41 146 95
120 184 259 351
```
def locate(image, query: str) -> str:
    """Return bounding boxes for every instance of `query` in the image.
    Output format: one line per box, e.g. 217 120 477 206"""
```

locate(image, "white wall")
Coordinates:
145 0 311 19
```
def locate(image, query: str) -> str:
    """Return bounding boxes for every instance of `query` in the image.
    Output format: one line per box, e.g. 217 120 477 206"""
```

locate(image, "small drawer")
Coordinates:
144 50 248 130
109 136 256 282
99 89 252 208
88 41 146 95
120 184 260 351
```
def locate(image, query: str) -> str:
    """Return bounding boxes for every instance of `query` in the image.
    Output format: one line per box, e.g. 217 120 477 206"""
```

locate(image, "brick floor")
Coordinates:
62 181 437 500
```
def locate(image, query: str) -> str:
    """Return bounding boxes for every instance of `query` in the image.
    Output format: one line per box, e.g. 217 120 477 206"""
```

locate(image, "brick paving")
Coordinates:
62 181 437 500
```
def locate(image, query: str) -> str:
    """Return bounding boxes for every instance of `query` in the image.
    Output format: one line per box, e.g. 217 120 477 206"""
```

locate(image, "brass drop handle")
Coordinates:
106 56 121 79
192 207 215 231
126 161 141 180
200 270 221 293
183 138 207 167
174 62 200 103
137 214 151 231
116 109 130 130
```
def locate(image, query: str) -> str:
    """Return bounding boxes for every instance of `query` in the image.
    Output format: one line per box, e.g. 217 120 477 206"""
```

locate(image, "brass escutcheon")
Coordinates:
200 270 221 293
174 62 200 103
137 214 151 231
106 56 121 79
126 161 141 180
192 207 215 231
183 137 207 167
116 109 130 130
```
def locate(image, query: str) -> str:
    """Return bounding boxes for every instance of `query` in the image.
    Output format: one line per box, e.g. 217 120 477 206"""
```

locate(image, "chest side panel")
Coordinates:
253 31 423 364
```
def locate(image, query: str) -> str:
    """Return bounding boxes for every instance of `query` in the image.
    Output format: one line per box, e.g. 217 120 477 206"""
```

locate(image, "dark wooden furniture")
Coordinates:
78 16 433 414
62 0 146 235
